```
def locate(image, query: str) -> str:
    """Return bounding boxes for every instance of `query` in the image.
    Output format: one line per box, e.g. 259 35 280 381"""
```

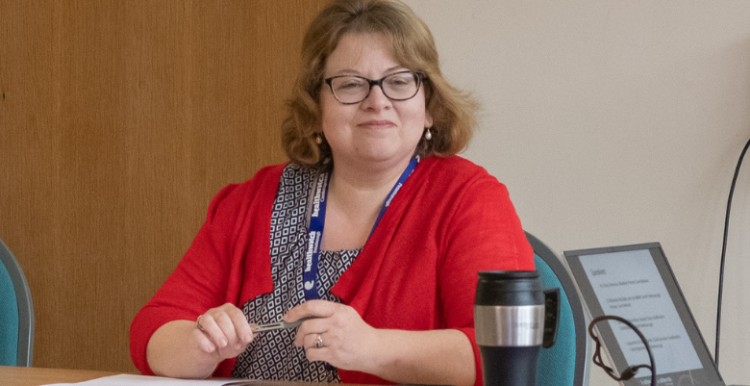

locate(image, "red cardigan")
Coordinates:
130 156 534 385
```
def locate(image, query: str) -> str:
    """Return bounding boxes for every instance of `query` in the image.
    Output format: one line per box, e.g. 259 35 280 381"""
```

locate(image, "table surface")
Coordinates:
0 366 377 386
0 366 120 386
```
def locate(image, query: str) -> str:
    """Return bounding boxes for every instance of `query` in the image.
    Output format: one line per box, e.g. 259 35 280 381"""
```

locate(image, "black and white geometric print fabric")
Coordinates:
231 164 360 382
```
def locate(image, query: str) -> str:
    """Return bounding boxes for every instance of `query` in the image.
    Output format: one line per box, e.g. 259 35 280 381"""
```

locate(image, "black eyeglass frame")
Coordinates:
323 70 427 105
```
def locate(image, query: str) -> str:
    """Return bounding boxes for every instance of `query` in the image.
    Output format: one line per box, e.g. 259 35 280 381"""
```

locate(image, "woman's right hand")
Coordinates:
147 303 254 378
194 303 254 359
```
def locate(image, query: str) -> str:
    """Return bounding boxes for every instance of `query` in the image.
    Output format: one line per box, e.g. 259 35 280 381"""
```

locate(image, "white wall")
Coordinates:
403 1 750 385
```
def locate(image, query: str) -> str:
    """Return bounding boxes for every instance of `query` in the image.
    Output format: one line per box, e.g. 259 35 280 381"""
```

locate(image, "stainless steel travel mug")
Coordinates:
475 271 559 386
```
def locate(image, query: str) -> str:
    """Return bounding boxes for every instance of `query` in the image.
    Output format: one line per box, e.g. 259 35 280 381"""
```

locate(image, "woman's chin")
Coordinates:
349 151 415 170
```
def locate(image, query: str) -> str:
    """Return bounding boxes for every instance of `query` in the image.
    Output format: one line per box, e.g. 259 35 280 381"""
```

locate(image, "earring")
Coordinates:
425 128 432 140
315 134 323 145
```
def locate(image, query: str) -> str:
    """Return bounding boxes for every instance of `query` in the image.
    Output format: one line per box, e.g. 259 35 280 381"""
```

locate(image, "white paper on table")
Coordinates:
42 373 233 386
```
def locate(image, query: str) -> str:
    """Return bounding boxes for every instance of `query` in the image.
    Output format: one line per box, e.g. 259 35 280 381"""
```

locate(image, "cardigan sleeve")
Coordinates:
437 174 535 386
335 158 534 386
130 164 283 377
129 183 246 375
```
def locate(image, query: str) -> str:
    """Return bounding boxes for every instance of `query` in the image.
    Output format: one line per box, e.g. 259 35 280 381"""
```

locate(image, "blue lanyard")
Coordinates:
303 156 420 301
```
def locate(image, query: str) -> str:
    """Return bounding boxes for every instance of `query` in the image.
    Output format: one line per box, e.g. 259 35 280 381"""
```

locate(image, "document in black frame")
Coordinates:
564 242 727 386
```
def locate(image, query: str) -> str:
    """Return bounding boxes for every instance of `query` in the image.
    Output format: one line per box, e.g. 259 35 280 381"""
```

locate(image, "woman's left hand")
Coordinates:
284 300 379 371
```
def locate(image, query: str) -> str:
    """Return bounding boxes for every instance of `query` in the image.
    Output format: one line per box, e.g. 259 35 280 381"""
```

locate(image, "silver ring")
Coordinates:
315 333 323 349
196 315 205 332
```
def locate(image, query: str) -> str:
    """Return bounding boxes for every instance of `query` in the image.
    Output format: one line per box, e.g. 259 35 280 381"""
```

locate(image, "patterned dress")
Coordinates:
231 164 358 382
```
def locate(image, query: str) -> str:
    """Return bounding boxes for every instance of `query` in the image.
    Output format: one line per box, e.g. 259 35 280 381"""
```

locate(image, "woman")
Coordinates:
130 1 534 385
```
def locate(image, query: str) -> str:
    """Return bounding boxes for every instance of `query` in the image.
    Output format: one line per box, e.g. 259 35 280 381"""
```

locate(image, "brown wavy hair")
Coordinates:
281 0 479 168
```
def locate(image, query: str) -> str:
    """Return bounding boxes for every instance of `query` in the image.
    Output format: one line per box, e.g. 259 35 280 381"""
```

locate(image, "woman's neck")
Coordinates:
321 156 413 251
331 158 409 193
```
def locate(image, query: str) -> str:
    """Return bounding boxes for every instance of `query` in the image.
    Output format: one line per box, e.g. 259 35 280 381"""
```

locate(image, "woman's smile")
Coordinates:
357 119 397 130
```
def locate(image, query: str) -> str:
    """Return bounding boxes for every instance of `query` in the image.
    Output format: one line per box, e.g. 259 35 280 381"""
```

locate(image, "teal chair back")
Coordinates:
526 232 589 386
0 238 34 366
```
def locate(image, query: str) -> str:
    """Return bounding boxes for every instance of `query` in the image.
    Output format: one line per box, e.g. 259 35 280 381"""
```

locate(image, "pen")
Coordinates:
249 317 313 333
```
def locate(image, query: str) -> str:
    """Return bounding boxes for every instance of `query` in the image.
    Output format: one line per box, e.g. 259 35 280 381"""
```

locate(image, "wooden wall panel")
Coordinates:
0 0 329 373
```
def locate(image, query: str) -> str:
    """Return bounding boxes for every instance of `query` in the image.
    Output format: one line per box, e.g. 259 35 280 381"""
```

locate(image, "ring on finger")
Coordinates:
196 314 205 332
315 333 324 349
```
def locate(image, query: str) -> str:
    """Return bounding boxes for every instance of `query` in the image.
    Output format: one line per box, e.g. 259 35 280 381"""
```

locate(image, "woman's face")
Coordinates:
320 33 432 171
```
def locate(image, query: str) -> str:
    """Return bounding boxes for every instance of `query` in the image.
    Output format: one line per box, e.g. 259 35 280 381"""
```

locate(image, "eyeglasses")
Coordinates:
324 71 426 105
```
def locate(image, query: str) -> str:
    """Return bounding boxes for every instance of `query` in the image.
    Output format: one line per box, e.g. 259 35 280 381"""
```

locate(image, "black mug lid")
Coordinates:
475 270 544 306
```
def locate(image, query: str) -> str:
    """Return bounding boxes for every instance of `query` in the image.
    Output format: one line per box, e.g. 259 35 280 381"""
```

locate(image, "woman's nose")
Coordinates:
361 84 391 110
